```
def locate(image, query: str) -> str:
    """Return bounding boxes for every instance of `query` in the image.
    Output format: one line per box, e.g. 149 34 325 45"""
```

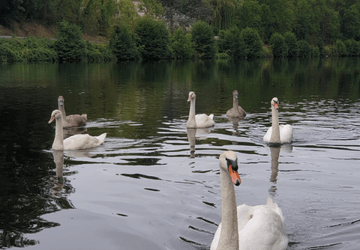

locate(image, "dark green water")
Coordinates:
0 58 359 249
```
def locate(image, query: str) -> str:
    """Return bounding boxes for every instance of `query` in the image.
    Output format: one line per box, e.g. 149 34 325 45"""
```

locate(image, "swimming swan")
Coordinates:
210 151 288 250
49 110 106 150
187 91 215 128
263 97 292 144
58 96 87 128
226 90 246 118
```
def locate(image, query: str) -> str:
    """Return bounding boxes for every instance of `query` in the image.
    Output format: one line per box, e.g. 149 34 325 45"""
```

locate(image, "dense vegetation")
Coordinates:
1 0 360 62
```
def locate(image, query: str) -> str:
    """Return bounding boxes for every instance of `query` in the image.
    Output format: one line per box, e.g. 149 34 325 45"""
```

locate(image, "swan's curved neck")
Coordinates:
217 167 239 250
59 103 67 123
52 117 64 150
187 99 196 128
271 105 281 143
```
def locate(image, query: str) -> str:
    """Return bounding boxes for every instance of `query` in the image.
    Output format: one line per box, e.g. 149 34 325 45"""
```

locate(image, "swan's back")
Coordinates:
195 114 215 128
63 133 107 150
263 125 293 144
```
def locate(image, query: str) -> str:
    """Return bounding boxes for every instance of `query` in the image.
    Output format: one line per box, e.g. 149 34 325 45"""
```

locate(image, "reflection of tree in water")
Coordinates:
0 147 75 248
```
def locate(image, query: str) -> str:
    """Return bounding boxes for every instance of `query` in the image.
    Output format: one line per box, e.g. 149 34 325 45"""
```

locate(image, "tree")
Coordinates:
240 27 264 58
342 5 360 40
297 40 310 57
191 21 216 59
54 21 86 62
284 31 298 57
235 0 262 34
134 17 170 61
109 23 140 61
213 0 237 31
217 26 245 59
269 32 287 57
170 28 194 60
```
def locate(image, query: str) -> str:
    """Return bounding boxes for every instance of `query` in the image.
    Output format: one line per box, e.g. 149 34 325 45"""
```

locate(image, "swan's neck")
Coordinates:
187 99 197 128
52 117 64 150
270 106 281 143
59 104 67 123
233 97 238 110
217 168 239 250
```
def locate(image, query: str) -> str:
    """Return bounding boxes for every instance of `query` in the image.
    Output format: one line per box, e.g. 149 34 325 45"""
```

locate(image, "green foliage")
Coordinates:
235 0 262 34
191 21 216 59
284 31 298 57
217 26 245 59
310 46 320 57
54 21 86 62
109 23 140 61
240 27 264 58
342 5 360 40
269 33 287 57
135 18 170 61
213 0 237 31
85 41 114 62
297 40 310 57
170 28 194 60
0 37 57 62
336 40 347 57
344 39 360 57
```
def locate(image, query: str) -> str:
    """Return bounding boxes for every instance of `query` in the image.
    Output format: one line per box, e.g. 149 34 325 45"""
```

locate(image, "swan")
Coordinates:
263 97 292 144
58 96 87 128
226 90 246 118
210 151 288 250
187 91 215 128
49 110 106 150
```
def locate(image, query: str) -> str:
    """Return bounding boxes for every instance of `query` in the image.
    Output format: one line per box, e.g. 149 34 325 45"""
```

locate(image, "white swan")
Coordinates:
226 90 246 118
58 96 87 128
263 97 292 144
49 110 106 150
211 151 288 250
187 91 215 128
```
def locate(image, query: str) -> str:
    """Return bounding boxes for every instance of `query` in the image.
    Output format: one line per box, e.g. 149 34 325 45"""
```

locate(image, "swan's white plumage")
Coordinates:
187 91 215 128
263 97 292 144
49 109 106 150
211 151 288 250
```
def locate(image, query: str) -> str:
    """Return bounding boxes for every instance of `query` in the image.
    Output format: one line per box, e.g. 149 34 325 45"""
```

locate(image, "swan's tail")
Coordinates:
81 114 87 121
209 114 214 120
267 197 285 222
96 133 107 144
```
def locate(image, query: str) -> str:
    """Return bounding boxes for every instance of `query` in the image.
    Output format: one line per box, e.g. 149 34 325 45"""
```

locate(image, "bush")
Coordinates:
311 46 320 57
134 17 170 61
217 26 245 60
54 21 86 62
191 21 216 59
297 40 311 57
284 32 298 57
269 33 287 57
336 40 347 57
109 23 140 61
170 28 194 60
344 39 360 56
85 41 114 62
240 27 264 58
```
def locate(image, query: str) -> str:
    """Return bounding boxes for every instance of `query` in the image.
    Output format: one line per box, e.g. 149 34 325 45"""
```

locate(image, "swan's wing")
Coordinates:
64 134 103 150
263 127 272 142
210 223 222 250
66 114 87 127
237 106 246 116
238 205 288 250
280 124 292 143
195 114 215 128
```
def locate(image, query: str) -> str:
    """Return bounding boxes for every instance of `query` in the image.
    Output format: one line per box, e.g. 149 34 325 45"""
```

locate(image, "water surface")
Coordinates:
0 59 359 250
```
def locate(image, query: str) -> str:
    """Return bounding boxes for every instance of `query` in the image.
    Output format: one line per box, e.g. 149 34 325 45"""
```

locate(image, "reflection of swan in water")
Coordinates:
51 150 64 197
267 144 292 195
210 151 288 250
228 117 245 143
186 127 213 158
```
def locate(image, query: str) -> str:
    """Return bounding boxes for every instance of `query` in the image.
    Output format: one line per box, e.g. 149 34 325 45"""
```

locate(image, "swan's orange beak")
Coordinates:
274 103 279 109
229 165 241 186
187 96 191 102
48 116 55 124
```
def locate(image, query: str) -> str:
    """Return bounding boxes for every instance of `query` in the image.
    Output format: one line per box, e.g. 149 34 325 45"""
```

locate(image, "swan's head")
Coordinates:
187 91 196 102
233 90 239 100
48 109 62 124
219 151 241 186
271 97 279 110
58 96 64 107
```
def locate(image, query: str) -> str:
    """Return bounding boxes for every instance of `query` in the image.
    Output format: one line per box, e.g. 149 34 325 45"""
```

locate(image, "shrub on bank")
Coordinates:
284 32 298 57
109 23 140 61
336 40 347 57
297 40 311 57
85 41 114 62
191 21 216 59
54 21 86 62
170 28 194 60
240 27 264 58
217 26 245 60
269 32 287 57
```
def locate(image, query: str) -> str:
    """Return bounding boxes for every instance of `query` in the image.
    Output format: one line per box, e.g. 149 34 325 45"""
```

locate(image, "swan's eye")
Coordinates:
226 158 238 171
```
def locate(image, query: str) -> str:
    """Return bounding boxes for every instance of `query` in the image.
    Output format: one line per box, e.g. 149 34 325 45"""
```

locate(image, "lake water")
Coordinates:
0 59 359 250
